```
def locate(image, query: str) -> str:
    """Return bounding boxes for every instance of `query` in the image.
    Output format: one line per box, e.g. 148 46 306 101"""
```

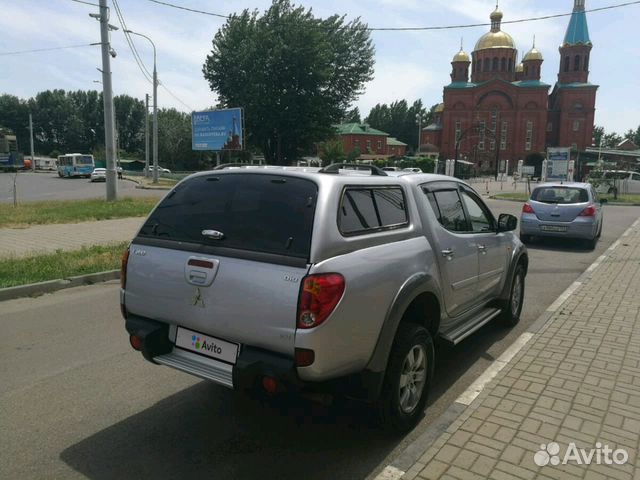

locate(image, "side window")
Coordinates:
632 173 640 182
373 189 407 226
432 190 468 232
460 191 494 232
339 187 408 235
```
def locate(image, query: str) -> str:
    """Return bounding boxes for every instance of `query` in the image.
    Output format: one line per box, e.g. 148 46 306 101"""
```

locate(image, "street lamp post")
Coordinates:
125 29 158 184
415 112 427 154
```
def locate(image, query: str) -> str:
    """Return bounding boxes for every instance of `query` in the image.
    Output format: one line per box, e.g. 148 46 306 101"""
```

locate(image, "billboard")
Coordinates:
546 147 570 181
192 108 243 151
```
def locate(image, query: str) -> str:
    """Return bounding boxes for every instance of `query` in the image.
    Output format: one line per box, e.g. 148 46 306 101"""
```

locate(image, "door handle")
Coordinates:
441 248 454 258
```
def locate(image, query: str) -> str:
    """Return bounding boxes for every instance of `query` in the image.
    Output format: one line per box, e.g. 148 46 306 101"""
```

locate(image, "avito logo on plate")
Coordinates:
534 442 628 467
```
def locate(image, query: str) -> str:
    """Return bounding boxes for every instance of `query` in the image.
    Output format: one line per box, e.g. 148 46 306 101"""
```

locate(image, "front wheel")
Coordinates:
499 264 525 327
378 323 434 432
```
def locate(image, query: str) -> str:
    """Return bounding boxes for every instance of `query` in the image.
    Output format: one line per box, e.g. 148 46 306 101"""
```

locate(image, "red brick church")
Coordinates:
421 0 598 172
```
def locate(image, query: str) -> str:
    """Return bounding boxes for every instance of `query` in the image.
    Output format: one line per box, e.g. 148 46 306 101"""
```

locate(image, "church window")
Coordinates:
525 65 529 76
584 55 589 71
478 121 486 150
501 58 506 71
484 58 490 71
525 121 533 151
490 110 497 151
508 58 513 72
492 57 499 71
547 122 553 132
574 55 581 71
564 56 570 72
455 120 461 143
500 121 508 150
572 120 581 131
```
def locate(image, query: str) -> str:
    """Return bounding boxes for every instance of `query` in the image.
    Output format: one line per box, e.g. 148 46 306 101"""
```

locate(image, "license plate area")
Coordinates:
540 225 568 232
175 326 239 364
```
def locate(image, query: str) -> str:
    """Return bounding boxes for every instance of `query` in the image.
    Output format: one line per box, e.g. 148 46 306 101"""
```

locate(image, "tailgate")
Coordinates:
125 244 308 355
123 172 318 357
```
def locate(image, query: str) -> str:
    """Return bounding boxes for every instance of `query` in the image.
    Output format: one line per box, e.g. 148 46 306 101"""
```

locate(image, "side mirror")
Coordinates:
497 213 518 232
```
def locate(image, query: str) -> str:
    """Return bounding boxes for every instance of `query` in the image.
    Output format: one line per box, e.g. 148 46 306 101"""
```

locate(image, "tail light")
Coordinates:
522 203 535 214
579 205 596 217
129 334 142 351
297 273 345 329
120 248 130 288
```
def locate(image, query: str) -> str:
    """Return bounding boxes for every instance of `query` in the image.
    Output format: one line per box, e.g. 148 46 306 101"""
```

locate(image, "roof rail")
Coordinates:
212 162 252 170
318 163 388 176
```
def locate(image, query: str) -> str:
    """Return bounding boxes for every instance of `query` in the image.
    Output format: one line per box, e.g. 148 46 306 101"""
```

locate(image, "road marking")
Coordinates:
455 332 534 406
546 280 582 313
373 466 405 480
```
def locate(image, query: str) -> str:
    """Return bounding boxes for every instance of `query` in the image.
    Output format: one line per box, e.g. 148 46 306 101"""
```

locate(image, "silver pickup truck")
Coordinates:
120 164 527 431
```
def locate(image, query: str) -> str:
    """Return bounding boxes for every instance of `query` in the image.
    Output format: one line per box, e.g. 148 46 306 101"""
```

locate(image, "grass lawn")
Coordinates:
0 243 127 288
491 192 529 201
492 192 640 204
0 197 158 228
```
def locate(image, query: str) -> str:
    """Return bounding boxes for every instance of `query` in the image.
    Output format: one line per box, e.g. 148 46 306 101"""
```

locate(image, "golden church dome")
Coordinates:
452 48 470 62
474 6 515 51
523 46 543 61
515 62 524 73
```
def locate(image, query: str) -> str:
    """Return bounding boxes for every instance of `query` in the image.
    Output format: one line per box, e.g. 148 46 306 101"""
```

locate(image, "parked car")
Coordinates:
147 166 171 174
121 164 527 431
403 167 423 173
593 170 640 195
381 166 399 171
520 182 603 248
90 167 123 182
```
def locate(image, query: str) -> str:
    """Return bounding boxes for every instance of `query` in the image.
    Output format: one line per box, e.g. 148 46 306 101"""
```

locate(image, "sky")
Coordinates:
0 0 638 135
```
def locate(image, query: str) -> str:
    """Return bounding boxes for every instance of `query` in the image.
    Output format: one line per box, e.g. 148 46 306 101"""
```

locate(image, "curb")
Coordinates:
135 185 172 190
0 270 120 302
374 217 640 480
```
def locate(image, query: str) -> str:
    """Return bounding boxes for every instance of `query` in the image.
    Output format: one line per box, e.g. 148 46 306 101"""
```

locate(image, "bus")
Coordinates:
57 153 95 178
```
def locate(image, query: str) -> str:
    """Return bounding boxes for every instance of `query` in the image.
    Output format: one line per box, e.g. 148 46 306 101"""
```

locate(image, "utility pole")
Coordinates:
29 113 35 172
95 0 118 200
145 93 150 178
125 29 158 184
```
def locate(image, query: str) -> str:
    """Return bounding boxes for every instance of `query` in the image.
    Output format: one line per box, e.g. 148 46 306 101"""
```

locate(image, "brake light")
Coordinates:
522 203 535 214
297 273 345 329
120 248 130 288
579 205 596 217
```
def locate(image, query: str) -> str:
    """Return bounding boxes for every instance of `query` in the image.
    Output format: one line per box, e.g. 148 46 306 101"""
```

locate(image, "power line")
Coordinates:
159 81 193 111
146 0 228 19
111 0 153 82
69 0 100 6
143 0 640 31
0 43 100 56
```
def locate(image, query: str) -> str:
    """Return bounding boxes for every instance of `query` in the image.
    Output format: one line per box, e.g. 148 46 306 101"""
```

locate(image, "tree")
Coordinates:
319 139 345 164
203 0 375 164
365 99 436 151
343 107 361 124
623 125 640 146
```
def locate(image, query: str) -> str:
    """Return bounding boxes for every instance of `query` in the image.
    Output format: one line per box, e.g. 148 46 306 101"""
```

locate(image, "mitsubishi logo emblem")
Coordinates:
192 288 205 308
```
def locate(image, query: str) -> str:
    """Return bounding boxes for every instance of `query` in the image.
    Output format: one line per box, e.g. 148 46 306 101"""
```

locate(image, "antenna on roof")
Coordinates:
533 34 536 48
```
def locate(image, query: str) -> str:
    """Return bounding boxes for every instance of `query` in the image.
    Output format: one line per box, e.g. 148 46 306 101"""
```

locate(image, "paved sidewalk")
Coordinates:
402 219 640 480
0 217 143 258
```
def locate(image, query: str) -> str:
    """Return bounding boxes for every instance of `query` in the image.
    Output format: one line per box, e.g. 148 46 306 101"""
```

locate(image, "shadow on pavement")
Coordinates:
60 381 395 480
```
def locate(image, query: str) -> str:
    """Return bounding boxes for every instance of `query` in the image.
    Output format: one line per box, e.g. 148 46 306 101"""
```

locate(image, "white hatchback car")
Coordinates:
594 170 640 195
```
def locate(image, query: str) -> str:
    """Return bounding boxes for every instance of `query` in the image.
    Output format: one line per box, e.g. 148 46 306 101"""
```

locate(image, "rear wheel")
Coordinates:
378 323 434 432
586 236 597 250
499 264 525 326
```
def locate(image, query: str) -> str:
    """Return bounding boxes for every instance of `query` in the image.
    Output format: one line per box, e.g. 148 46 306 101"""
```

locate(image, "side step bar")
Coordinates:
155 348 234 388
441 307 502 345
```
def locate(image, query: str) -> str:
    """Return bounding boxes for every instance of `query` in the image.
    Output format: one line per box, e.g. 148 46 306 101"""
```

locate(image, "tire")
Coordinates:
378 323 434 433
585 236 597 250
499 264 525 327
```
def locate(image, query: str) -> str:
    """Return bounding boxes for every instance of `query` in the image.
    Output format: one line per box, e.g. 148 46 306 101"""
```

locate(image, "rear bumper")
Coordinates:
125 314 299 392
520 214 597 239
124 314 383 400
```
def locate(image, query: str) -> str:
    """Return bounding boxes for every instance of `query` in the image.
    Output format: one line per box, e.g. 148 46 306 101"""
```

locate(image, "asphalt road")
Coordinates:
0 171 166 203
1 201 638 480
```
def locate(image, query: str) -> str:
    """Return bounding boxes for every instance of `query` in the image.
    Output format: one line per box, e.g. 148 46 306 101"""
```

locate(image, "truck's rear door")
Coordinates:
124 172 318 357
